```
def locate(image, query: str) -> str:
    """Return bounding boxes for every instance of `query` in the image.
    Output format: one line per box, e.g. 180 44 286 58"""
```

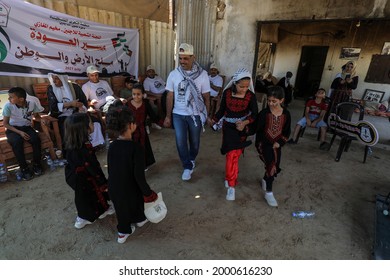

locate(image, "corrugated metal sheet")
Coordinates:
175 0 217 69
0 0 175 92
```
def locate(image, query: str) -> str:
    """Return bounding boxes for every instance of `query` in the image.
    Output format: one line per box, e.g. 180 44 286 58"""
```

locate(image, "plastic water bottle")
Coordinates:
0 163 8 183
292 211 315 218
15 169 22 181
46 156 56 171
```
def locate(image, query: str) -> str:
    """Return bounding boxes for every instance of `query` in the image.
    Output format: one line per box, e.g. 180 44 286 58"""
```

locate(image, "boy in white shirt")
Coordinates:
2 87 44 180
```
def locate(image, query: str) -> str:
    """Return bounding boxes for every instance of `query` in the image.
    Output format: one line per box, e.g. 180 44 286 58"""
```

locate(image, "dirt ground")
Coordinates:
0 100 389 260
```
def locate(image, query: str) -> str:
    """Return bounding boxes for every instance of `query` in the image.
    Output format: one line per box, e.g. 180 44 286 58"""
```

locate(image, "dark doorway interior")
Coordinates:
294 46 329 99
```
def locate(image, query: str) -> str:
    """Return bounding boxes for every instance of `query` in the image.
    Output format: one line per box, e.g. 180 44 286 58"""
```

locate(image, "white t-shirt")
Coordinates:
143 76 166 94
3 98 43 126
166 68 210 116
26 94 45 112
209 74 223 97
82 80 114 109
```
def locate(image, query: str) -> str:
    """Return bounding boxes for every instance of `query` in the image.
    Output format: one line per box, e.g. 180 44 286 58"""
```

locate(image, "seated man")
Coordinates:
288 88 329 149
82 65 125 111
47 71 104 148
208 63 223 116
143 65 166 118
3 87 44 180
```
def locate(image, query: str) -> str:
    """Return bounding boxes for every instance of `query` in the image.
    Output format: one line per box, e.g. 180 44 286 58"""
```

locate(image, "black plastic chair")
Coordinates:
327 102 369 163
296 96 331 143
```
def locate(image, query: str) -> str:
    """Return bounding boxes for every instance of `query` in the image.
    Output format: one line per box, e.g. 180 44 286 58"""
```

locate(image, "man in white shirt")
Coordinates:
143 65 166 119
82 65 115 110
208 63 223 116
164 43 210 181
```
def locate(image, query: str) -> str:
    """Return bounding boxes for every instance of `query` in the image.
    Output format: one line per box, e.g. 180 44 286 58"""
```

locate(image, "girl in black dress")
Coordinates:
126 83 159 170
64 113 114 229
255 86 291 207
106 106 158 244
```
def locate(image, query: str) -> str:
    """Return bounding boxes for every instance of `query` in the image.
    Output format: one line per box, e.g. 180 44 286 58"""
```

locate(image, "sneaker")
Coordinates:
264 192 278 207
261 179 267 192
98 204 115 219
117 225 136 244
224 180 229 189
287 139 297 144
33 164 43 176
151 123 162 130
146 126 150 135
182 169 193 181
74 216 93 229
21 168 33 181
226 187 235 201
136 219 148 227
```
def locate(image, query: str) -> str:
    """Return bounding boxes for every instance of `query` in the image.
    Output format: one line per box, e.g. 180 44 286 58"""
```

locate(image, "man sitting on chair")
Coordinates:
208 63 223 117
47 70 104 148
143 65 166 119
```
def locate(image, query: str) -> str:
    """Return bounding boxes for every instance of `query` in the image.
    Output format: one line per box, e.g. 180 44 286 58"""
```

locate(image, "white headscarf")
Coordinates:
224 68 254 93
47 71 73 103
48 70 76 116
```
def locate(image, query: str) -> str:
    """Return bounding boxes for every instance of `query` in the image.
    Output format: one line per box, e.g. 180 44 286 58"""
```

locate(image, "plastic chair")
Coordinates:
327 102 369 163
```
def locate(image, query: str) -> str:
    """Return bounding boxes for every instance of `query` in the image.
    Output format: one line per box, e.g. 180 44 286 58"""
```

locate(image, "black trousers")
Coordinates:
6 126 41 169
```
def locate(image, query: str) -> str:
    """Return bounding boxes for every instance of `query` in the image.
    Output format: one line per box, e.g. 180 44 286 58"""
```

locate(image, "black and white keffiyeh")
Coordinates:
177 61 208 127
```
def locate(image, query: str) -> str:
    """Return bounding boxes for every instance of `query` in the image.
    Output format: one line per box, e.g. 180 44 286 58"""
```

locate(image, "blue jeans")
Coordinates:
172 113 202 170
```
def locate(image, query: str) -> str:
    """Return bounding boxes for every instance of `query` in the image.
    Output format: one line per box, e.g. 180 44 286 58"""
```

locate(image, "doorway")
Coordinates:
294 46 328 99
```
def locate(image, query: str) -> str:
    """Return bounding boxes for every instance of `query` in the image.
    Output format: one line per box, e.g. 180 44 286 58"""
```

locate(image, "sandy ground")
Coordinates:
0 100 389 260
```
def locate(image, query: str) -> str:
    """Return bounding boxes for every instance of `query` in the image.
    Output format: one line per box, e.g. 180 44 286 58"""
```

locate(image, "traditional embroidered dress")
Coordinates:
127 100 158 168
255 107 291 191
213 68 258 187
65 143 110 222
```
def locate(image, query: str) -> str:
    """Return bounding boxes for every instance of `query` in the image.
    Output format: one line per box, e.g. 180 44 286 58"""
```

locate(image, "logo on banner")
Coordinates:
0 2 11 62
328 113 379 146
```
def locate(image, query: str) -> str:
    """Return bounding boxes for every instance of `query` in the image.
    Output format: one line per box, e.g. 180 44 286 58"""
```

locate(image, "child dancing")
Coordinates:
208 68 258 201
106 106 158 244
127 83 161 169
255 86 291 207
64 113 114 229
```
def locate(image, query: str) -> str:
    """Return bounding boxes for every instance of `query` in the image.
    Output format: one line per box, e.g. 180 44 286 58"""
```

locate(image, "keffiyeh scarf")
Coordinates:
177 62 208 128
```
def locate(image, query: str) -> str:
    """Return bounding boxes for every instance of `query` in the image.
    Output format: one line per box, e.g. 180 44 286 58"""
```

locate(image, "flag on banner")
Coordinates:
123 44 132 56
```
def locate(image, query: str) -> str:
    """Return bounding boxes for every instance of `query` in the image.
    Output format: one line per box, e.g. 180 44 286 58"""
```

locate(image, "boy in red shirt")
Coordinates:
288 88 329 149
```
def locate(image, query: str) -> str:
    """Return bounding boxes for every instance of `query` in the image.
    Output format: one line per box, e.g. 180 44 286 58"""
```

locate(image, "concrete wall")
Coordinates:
213 0 390 99
272 21 390 100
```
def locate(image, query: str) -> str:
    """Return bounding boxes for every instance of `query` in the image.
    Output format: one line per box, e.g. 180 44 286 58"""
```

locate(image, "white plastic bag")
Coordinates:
144 192 167 223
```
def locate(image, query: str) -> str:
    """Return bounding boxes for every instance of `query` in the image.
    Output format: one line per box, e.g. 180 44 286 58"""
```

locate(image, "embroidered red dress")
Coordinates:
255 108 291 181
213 88 258 187
127 100 158 168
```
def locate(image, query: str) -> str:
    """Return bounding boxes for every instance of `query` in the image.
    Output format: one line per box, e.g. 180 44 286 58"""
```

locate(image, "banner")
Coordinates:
0 0 139 78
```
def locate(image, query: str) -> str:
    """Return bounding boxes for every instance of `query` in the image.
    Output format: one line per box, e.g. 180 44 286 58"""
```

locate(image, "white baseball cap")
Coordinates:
178 43 194 55
210 63 218 70
86 65 99 74
146 65 154 71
